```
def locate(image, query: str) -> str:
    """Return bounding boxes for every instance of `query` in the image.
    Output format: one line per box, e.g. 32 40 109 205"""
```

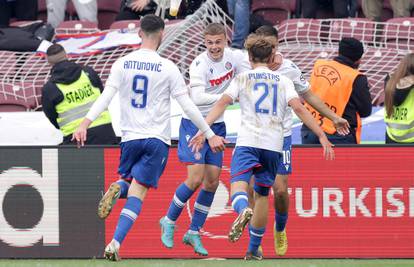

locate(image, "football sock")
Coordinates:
231 192 249 214
113 196 142 244
166 183 194 222
248 225 266 253
275 212 288 232
116 179 130 199
190 189 215 231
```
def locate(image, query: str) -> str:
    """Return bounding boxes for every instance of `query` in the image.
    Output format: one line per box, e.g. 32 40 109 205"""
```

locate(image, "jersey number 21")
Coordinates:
254 82 278 115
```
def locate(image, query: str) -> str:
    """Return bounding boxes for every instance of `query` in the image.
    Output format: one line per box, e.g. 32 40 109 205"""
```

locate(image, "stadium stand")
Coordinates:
1 0 414 111
251 0 296 25
98 0 122 30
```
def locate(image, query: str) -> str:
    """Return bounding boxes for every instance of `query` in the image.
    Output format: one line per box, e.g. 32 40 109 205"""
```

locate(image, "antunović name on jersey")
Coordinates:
124 60 162 72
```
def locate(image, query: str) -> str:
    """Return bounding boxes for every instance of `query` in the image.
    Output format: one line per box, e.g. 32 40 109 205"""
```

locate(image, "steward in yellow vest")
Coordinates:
384 53 414 144
42 44 118 145
301 37 372 144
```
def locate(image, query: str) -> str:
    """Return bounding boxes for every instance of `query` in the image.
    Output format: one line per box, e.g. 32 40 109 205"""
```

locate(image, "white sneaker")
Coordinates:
104 240 121 261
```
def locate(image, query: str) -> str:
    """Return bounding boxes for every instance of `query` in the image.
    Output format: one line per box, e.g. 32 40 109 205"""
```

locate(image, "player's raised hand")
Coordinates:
319 135 335 160
189 130 205 153
207 135 229 153
333 116 350 136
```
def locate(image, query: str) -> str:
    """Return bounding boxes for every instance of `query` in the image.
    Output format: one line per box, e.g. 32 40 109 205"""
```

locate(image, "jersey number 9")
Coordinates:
254 82 278 115
131 75 148 108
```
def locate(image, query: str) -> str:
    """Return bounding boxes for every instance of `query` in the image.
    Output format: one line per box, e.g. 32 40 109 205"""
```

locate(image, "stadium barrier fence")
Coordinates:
1 145 413 258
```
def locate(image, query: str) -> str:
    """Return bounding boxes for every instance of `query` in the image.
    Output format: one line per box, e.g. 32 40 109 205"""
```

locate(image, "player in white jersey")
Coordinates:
253 25 350 256
159 23 250 256
189 33 334 260
72 15 226 262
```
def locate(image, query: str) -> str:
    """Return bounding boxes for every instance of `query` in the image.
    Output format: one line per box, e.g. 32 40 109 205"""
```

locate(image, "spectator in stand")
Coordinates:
384 53 414 144
301 37 372 144
227 0 251 49
362 0 412 21
115 0 157 20
46 0 98 28
0 0 38 27
301 0 354 18
42 44 118 145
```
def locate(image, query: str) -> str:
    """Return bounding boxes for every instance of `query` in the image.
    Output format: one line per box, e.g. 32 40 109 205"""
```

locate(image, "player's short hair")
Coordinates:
255 25 278 39
140 14 165 34
46 43 66 64
46 43 65 57
204 23 226 36
244 33 277 64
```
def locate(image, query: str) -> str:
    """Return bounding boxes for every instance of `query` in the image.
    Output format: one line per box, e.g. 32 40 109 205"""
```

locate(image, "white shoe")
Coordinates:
104 241 121 261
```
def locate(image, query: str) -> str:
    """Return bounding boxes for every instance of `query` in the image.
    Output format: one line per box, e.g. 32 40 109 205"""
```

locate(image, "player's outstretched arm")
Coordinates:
289 98 335 160
188 94 233 152
176 93 226 153
301 90 350 135
204 94 233 125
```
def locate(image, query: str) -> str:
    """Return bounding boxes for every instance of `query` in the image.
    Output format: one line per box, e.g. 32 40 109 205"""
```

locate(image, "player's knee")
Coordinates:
254 183 270 196
274 186 288 199
185 176 203 190
203 178 219 192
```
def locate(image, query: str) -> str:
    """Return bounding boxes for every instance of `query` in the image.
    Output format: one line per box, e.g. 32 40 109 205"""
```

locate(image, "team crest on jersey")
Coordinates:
225 62 232 70
210 68 214 74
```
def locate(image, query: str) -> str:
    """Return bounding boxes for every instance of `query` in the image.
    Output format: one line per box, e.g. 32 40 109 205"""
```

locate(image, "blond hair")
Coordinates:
385 53 414 117
204 23 226 36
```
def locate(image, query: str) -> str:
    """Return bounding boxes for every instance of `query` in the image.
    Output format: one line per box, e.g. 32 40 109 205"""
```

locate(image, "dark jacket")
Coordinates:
41 60 118 145
335 55 372 132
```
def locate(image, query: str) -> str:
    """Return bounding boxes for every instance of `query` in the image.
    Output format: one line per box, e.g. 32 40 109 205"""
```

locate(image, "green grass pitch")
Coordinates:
1 259 414 267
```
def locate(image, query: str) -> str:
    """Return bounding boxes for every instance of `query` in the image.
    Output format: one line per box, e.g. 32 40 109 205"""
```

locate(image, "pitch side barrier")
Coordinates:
1 145 413 258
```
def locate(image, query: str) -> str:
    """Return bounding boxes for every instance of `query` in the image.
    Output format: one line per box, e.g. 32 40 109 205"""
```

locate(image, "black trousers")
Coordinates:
301 0 349 18
0 0 38 27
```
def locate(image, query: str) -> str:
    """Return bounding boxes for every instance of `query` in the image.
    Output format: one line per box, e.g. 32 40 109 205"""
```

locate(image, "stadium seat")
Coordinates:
329 18 375 44
98 0 122 30
110 20 140 30
251 0 295 25
383 17 414 51
278 18 323 43
0 83 38 111
56 20 99 35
